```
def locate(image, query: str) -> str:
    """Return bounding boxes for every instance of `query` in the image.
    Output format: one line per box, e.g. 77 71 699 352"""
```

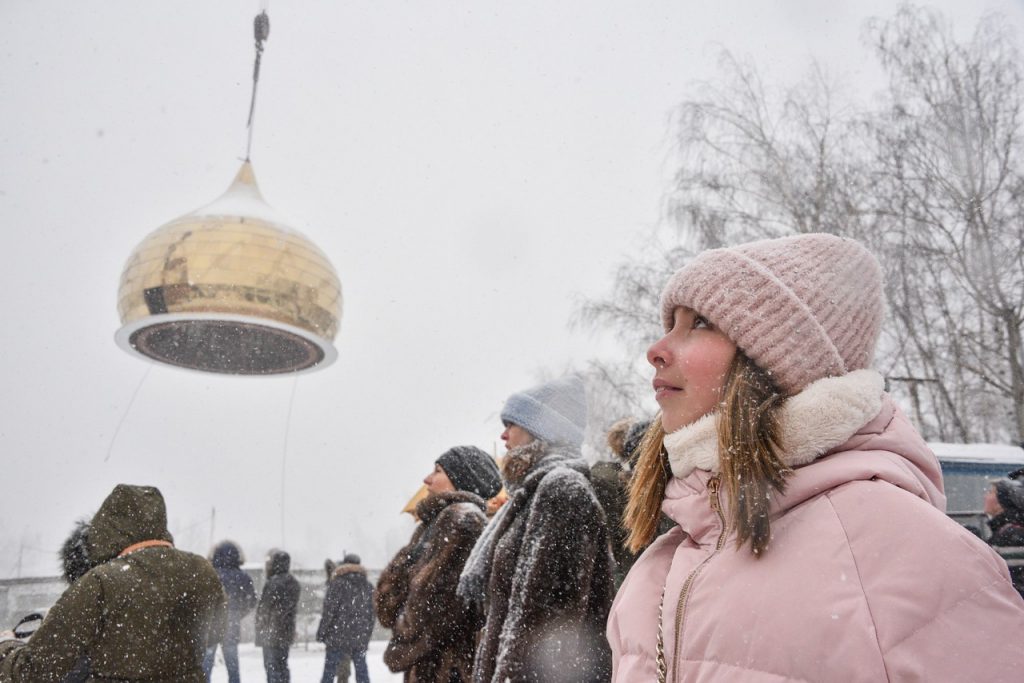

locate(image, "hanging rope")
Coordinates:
245 10 270 161
104 364 153 462
279 376 298 547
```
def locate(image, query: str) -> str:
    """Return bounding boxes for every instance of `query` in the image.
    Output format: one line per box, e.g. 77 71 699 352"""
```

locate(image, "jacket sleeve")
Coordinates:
879 541 1024 679
241 574 258 615
0 571 105 682
841 491 1024 680
206 573 229 649
375 526 425 628
317 579 341 643
495 470 611 679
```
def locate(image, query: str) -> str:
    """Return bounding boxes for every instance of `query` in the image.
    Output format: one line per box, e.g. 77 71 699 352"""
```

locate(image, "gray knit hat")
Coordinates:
500 374 587 448
660 233 884 396
436 445 502 499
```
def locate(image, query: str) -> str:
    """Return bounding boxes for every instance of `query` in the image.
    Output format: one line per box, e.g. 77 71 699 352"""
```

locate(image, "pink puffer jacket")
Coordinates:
608 371 1024 682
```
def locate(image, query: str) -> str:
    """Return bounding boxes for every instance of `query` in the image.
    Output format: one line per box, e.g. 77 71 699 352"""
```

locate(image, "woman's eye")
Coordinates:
693 316 710 329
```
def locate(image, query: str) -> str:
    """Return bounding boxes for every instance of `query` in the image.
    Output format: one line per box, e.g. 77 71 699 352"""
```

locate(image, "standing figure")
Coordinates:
377 445 502 682
459 376 614 682
0 484 227 682
255 549 301 683
986 478 1024 598
607 233 1024 681
316 553 374 683
204 540 258 683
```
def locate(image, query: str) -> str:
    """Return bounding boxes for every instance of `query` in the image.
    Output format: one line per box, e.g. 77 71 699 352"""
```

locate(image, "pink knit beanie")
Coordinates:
660 233 884 396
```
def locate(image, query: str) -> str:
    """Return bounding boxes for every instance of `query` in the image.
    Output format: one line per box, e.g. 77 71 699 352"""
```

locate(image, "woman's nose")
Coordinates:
647 336 669 368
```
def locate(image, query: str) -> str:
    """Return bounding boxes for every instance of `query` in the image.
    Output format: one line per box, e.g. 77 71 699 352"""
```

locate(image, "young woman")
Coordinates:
376 445 501 682
607 233 1024 682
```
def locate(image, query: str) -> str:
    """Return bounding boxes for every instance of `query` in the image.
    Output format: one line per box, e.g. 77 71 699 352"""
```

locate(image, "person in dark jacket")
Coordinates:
255 549 301 683
0 484 227 682
322 560 352 683
203 540 258 683
376 445 502 682
317 553 374 683
986 478 1024 598
458 376 614 682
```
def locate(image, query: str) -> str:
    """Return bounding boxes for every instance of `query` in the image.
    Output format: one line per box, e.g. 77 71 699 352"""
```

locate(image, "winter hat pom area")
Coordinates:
436 445 503 500
660 233 885 396
500 374 588 448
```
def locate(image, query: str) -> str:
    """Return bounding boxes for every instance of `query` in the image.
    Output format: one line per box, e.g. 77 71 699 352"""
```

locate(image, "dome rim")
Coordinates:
114 312 338 377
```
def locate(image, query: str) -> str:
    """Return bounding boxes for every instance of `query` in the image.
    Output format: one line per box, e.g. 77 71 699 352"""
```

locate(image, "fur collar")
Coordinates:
503 442 588 493
415 489 486 524
664 370 885 478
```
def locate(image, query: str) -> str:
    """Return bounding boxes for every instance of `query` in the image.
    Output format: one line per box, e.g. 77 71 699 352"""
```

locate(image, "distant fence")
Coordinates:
0 568 391 643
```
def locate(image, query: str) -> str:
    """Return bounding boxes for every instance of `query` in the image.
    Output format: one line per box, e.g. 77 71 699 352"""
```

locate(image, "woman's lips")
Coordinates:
653 379 681 401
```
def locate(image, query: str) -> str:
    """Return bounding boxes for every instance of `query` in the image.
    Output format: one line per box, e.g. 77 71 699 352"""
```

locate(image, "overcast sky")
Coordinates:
3 0 1022 578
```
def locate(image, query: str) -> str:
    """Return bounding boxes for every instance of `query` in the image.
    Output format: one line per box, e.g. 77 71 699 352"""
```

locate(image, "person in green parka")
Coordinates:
0 484 227 682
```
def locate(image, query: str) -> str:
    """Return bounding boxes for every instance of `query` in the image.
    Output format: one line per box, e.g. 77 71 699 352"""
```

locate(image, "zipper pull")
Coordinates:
708 475 720 512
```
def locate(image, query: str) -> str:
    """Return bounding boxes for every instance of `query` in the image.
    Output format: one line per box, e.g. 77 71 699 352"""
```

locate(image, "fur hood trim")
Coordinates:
332 563 366 579
664 369 885 478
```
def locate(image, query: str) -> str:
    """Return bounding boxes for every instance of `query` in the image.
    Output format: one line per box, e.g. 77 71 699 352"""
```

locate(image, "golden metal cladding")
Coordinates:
115 162 342 375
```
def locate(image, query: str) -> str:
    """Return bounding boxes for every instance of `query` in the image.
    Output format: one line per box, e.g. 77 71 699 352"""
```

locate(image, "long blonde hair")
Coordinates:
624 352 788 556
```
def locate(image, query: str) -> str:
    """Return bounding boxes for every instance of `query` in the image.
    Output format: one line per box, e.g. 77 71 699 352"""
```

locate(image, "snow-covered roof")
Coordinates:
929 442 1024 464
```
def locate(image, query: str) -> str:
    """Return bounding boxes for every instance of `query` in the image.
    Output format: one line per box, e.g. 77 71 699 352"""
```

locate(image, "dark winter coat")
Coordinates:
0 484 227 683
377 491 489 682
210 541 258 644
988 513 1024 598
255 550 301 649
316 563 375 652
459 444 614 683
590 461 675 589
589 460 633 585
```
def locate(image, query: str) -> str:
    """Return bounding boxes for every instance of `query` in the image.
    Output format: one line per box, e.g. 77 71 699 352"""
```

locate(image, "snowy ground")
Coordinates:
208 641 401 682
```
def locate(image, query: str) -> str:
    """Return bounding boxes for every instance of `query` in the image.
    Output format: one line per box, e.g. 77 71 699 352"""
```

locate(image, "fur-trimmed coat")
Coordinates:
317 563 375 651
458 444 614 683
376 490 489 682
608 370 1024 682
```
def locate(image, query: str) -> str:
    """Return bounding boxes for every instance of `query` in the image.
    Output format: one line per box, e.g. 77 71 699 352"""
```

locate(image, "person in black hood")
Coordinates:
203 540 257 683
255 549 301 683
986 478 1024 598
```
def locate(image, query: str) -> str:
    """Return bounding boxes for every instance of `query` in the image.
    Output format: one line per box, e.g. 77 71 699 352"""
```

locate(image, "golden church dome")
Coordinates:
115 162 342 375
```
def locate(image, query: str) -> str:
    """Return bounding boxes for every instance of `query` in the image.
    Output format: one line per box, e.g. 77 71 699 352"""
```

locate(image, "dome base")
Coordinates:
115 313 337 376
